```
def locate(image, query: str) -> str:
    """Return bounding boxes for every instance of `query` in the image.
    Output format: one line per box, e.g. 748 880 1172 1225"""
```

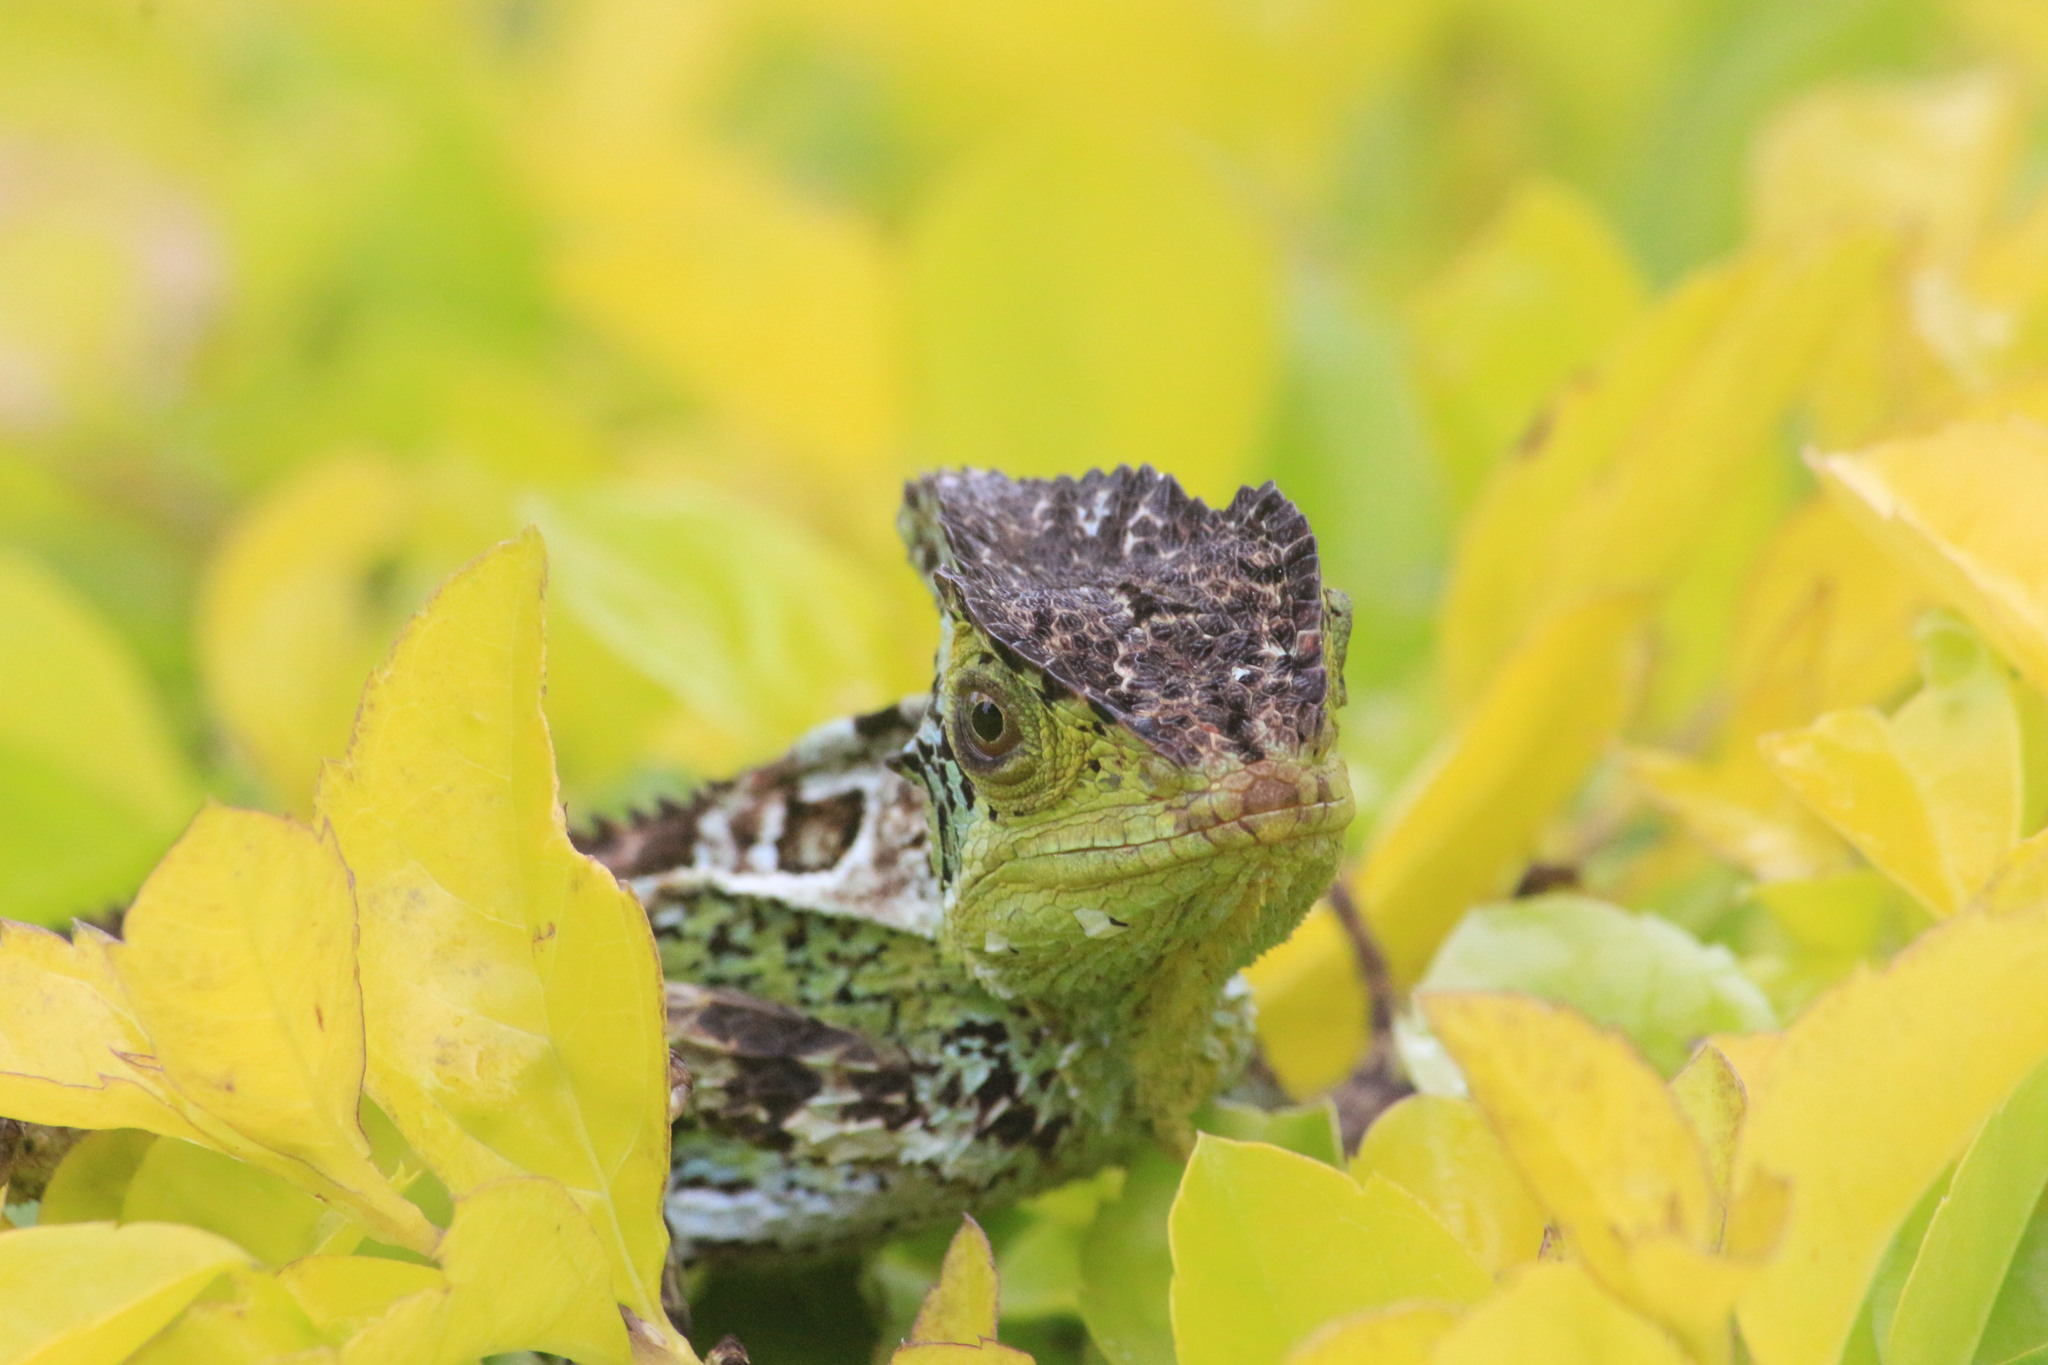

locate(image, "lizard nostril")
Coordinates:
1241 776 1299 817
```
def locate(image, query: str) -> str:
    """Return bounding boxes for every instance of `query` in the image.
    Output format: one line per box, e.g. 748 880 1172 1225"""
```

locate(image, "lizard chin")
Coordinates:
939 755 1354 995
937 753 1353 1145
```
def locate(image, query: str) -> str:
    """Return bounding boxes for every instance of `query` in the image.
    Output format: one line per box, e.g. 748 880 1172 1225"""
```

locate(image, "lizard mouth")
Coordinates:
977 764 1355 892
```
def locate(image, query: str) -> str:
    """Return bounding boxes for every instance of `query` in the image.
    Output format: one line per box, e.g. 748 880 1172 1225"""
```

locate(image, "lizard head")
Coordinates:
893 467 1355 1030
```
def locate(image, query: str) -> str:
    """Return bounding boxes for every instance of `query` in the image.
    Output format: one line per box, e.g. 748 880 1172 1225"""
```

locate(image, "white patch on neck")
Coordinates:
1072 908 1127 939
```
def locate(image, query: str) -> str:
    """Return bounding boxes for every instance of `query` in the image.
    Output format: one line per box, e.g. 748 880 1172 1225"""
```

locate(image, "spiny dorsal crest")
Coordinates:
900 466 1331 765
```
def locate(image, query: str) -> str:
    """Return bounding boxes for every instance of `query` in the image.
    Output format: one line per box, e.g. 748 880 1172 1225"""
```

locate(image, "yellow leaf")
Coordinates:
1424 993 1716 1258
197 454 415 812
1281 1304 1457 1365
1348 1095 1545 1276
279 1256 445 1344
1632 493 1931 883
537 2 904 469
1169 1136 1489 1365
1627 746 1846 884
1725 496 1927 730
0 1221 250 1365
1440 264 1739 706
315 532 678 1336
1670 1046 1746 1210
125 1265 328 1365
1422 993 1741 1361
909 1217 1000 1347
1735 906 2048 1365
1748 72 2022 263
1762 711 1954 914
1531 245 1881 629
1761 617 2028 916
1360 595 1642 984
1442 241 1880 706
1709 1033 1783 1106
338 1178 640 1365
1814 418 2048 701
115 804 437 1251
910 115 1280 506
1410 178 1646 507
1885 619 2029 886
1433 1263 1692 1365
0 921 208 1140
0 547 196 926
1243 905 1369 1100
1979 824 2048 915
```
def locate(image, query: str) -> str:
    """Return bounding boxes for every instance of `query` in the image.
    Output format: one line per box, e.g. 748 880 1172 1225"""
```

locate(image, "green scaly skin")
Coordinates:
581 467 1353 1263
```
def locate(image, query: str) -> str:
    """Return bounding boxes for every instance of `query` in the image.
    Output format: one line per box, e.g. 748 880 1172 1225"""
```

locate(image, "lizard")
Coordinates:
576 465 1355 1264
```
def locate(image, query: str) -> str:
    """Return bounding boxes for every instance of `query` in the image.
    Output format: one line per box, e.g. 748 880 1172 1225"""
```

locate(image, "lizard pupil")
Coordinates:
965 694 1018 759
971 699 1007 743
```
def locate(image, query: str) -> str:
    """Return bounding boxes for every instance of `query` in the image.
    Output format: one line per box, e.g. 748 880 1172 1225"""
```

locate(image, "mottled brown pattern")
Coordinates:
574 698 939 937
667 981 924 1147
901 466 1329 765
0 1119 81 1202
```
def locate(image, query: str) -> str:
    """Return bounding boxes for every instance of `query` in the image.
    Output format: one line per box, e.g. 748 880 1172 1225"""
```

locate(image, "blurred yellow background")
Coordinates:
2 0 2044 942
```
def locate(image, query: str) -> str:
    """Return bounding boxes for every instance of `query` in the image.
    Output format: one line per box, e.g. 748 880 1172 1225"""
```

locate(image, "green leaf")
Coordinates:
121 1140 330 1269
1405 895 1775 1078
1194 1101 1343 1169
1262 270 1448 691
1168 1136 1489 1365
0 548 196 926
910 115 1280 505
38 1130 155 1225
1975 1190 2048 1365
1886 1055 2048 1365
530 481 918 775
1078 1148 1180 1365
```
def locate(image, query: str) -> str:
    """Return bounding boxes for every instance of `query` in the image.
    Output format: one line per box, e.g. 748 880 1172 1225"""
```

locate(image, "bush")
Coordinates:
10 3 2048 1363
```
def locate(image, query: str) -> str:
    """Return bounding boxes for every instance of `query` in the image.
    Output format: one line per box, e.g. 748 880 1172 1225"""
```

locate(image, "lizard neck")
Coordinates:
1114 948 1253 1158
1053 830 1347 1155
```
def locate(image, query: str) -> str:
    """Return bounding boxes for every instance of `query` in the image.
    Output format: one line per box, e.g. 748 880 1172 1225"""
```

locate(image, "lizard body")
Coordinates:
579 467 1353 1262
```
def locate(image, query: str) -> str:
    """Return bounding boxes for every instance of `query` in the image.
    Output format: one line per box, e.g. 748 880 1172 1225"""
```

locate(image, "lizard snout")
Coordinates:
1240 774 1300 817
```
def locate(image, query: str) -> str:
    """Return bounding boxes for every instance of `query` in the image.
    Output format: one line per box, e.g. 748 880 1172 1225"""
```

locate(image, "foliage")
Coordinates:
0 539 693 1364
14 1 2048 1363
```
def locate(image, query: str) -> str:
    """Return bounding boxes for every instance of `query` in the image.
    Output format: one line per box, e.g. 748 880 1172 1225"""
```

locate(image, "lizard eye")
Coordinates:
962 692 1019 763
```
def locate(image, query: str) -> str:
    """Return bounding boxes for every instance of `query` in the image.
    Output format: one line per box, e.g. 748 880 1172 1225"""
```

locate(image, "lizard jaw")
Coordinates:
962 760 1354 894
